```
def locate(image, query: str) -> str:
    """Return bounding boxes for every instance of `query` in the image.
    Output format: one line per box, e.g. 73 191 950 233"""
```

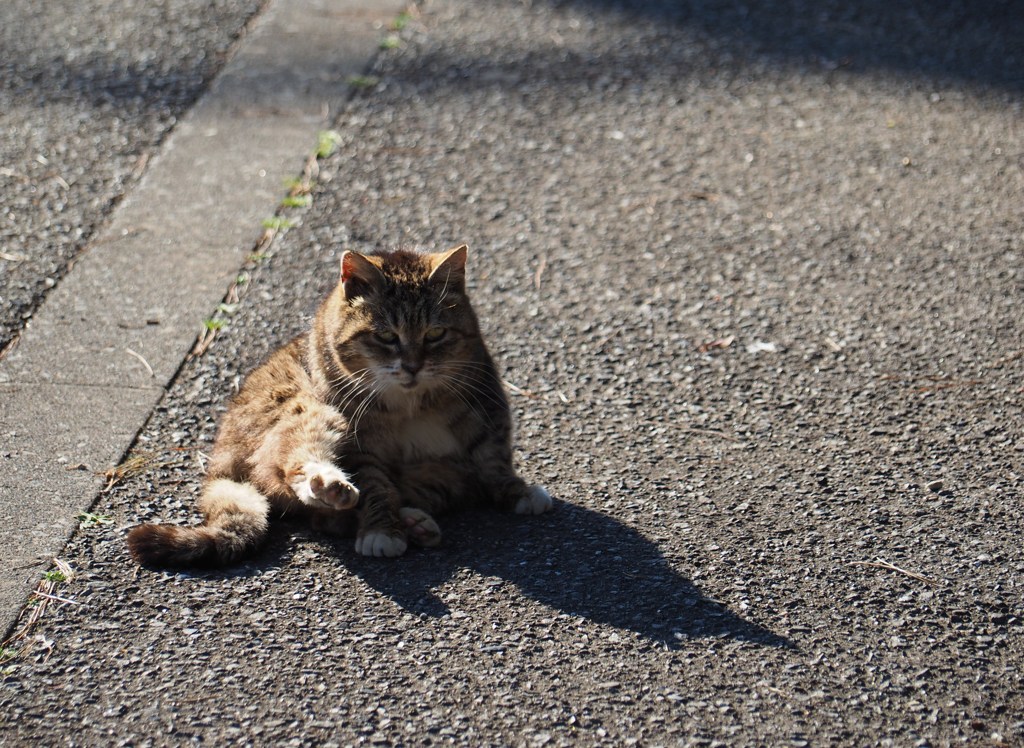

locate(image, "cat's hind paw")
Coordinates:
515 485 554 515
291 462 359 511
355 531 408 558
400 507 442 548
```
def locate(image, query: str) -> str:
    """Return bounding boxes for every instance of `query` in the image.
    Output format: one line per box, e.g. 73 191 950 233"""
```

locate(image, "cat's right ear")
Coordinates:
340 251 383 300
428 244 468 291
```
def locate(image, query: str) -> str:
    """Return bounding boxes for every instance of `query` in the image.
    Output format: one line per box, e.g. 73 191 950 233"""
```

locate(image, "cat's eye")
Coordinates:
424 326 446 343
374 330 399 345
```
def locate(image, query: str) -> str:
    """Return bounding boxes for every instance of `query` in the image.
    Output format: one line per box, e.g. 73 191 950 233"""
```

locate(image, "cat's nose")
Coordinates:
401 360 423 376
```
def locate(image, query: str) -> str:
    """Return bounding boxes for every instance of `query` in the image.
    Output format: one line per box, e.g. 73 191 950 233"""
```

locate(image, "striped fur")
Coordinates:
127 246 551 568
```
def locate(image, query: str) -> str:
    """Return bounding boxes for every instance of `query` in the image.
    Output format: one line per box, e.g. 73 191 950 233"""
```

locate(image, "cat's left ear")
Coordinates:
428 244 468 291
340 251 384 300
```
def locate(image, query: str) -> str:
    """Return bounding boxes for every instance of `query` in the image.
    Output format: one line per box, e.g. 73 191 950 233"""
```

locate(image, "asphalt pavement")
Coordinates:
0 0 268 353
2 0 1023 745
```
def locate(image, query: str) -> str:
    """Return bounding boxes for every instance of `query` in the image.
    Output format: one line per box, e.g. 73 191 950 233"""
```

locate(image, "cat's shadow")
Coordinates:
332 501 790 651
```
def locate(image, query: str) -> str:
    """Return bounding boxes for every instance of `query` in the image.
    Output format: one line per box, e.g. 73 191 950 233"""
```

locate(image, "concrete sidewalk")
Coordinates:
1 0 403 634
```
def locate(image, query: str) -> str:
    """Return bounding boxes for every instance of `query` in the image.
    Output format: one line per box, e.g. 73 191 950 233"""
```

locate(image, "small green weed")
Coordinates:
390 10 413 30
261 216 295 231
281 194 312 209
202 318 228 332
42 570 67 583
346 75 380 90
77 512 114 529
316 130 343 159
380 34 401 50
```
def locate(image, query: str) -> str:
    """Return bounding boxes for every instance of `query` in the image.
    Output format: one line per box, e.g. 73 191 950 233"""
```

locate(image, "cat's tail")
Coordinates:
126 479 270 568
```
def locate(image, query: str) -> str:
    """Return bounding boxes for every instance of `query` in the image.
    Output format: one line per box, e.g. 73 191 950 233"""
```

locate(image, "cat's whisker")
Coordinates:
347 380 386 451
437 379 497 429
440 363 512 389
436 368 509 415
433 268 452 312
433 290 447 313
439 362 512 393
437 361 500 376
454 384 508 415
335 379 374 416
330 369 377 415
326 366 372 391
354 383 387 446
436 356 491 364
345 381 376 431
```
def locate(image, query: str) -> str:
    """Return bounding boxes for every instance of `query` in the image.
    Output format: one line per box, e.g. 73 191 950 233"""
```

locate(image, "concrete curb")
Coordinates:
0 0 403 634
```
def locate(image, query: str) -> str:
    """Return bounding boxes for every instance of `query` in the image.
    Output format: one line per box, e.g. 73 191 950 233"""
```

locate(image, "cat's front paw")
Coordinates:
400 507 442 548
515 485 554 515
355 531 408 558
291 461 359 511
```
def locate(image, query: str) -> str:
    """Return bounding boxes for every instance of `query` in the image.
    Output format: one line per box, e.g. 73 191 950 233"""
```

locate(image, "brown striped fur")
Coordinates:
126 245 552 567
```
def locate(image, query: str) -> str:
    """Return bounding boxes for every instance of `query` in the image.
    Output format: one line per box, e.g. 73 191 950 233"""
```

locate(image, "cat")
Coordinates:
126 245 553 567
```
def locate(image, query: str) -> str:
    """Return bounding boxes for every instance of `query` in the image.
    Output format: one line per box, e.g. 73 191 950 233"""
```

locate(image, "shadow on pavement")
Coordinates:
357 0 1024 97
9 0 1020 116
342 502 790 651
521 0 1023 91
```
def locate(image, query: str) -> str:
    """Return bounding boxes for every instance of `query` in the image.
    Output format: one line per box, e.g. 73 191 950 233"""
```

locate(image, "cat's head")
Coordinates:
320 245 484 403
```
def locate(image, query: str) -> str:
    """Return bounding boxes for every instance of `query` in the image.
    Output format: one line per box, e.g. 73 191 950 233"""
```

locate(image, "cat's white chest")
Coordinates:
400 416 459 460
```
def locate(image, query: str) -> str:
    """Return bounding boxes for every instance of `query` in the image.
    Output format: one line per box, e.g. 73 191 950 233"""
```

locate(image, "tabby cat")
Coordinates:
127 245 552 566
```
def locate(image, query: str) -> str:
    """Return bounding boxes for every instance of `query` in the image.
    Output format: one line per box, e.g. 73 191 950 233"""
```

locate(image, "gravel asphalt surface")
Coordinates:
3 0 1023 745
0 0 267 353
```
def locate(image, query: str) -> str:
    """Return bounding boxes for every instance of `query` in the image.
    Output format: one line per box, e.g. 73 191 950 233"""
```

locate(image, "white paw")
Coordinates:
515 485 554 515
355 531 408 558
292 461 359 510
400 507 442 548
